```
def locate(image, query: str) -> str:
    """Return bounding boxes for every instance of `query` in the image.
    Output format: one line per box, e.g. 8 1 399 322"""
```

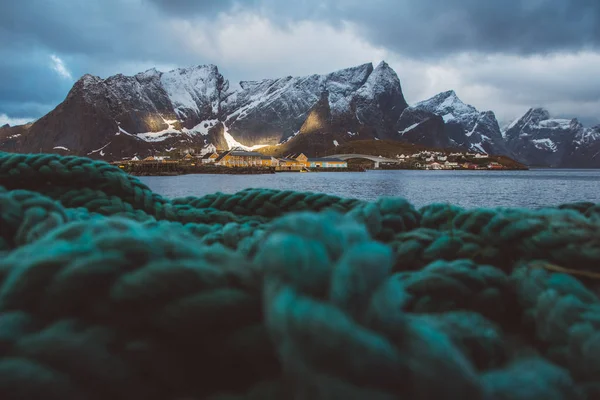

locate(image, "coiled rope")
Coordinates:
0 151 599 399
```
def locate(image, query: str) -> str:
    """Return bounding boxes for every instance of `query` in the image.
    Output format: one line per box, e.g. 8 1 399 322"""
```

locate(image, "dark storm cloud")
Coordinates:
147 0 257 16
340 0 600 56
146 0 600 56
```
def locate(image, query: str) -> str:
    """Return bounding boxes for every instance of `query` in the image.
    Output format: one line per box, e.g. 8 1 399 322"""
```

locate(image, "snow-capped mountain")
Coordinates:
0 62 409 160
504 108 600 167
1 61 598 167
222 61 407 145
397 91 509 155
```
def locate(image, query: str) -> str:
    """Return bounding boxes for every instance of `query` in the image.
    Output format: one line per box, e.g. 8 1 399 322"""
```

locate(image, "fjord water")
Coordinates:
139 169 600 209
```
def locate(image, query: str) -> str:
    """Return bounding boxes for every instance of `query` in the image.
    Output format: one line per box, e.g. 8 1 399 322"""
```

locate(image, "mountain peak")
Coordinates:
415 90 476 116
171 64 219 75
135 68 161 81
375 60 390 69
324 63 373 84
78 74 102 85
521 107 552 123
371 61 399 80
67 74 103 99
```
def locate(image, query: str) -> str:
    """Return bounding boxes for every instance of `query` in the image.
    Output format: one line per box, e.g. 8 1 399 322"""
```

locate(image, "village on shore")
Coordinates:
112 144 526 175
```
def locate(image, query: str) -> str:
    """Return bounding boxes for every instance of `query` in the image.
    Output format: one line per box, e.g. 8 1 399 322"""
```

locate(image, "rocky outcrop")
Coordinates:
504 108 600 167
259 90 379 157
352 61 408 140
404 91 509 155
396 108 447 149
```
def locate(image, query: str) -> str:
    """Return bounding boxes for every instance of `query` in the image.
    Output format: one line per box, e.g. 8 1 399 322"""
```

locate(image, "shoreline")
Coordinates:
126 166 276 176
127 166 528 176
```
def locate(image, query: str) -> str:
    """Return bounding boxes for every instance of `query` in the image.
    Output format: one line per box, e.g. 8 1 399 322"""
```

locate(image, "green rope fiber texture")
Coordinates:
1 151 600 399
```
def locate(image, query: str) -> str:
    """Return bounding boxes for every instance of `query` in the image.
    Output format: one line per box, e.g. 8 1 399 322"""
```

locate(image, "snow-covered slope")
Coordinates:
405 91 509 155
160 65 225 124
504 108 600 167
221 62 407 145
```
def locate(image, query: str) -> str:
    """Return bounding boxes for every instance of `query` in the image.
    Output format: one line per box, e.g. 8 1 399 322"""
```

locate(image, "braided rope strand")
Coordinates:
1 152 600 398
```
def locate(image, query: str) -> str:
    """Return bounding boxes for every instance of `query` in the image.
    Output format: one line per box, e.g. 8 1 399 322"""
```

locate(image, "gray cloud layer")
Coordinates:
1 0 599 124
148 0 600 55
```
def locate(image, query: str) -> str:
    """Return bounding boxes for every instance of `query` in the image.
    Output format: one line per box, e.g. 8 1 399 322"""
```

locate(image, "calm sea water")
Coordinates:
139 169 600 209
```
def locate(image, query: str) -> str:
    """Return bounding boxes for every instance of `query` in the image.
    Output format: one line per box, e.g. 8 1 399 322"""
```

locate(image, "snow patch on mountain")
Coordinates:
443 113 455 122
183 119 219 136
575 126 600 145
280 130 300 145
532 138 558 152
472 143 486 154
399 122 421 135
87 142 111 157
222 123 268 151
115 126 138 137
536 119 573 130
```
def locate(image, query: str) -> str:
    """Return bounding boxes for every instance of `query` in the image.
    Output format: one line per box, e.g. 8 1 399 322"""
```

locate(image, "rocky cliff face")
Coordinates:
504 108 600 167
395 108 447 149
262 89 382 157
401 91 509 155
0 62 409 160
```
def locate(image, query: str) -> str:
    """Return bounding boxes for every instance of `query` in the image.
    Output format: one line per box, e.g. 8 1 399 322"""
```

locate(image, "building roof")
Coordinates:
286 153 307 159
230 150 260 156
215 151 231 162
221 150 274 160
278 158 303 163
308 157 345 162
201 152 216 159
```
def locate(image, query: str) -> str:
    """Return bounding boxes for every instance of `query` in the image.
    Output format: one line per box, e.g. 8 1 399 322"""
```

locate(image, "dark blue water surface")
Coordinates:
139 169 600 209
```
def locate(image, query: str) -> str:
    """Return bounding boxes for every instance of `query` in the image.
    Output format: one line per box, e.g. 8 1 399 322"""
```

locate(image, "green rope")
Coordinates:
0 151 599 399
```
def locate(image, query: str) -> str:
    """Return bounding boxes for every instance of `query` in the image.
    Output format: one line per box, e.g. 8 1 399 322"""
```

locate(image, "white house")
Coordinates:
437 155 448 162
474 153 489 159
425 156 435 162
200 143 217 156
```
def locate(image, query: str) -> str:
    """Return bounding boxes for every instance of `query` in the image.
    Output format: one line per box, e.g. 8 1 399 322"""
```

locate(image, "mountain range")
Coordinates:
1 62 598 167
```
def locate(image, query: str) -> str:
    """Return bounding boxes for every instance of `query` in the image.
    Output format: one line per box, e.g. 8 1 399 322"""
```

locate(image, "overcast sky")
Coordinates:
1 0 599 127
